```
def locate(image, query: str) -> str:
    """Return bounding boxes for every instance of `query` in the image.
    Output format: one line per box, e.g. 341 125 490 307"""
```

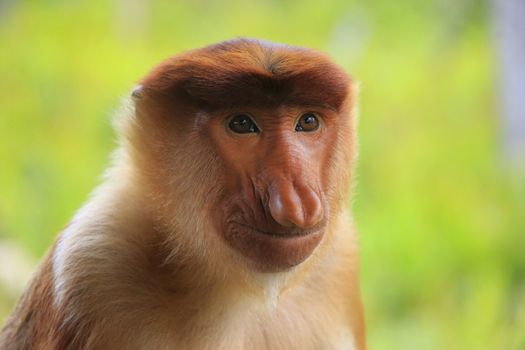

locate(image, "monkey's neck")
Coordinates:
74 167 347 319
55 182 355 348
144 219 347 316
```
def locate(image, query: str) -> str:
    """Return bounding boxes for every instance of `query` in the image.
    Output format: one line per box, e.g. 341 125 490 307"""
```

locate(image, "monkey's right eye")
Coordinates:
228 114 259 134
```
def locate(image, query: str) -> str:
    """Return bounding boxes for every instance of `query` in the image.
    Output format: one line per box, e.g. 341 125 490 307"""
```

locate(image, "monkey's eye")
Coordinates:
228 114 259 134
295 113 320 132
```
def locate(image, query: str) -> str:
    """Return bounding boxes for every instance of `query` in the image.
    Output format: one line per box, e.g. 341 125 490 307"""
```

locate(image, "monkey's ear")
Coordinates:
131 85 144 100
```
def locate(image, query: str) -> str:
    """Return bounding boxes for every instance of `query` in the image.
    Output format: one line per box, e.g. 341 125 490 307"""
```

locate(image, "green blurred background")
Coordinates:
1 1 524 349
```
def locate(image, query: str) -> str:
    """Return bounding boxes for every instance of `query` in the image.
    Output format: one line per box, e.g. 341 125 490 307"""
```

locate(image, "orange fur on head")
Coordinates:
0 38 365 350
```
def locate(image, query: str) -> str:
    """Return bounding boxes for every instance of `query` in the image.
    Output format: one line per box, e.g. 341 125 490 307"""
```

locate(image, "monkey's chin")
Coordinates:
224 224 325 273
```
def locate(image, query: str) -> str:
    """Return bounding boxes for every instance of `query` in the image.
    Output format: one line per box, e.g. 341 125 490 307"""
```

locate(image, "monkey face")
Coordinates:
200 106 341 272
133 38 355 274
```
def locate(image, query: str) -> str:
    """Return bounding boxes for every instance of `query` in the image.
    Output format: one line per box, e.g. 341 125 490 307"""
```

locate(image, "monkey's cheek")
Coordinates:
223 229 324 273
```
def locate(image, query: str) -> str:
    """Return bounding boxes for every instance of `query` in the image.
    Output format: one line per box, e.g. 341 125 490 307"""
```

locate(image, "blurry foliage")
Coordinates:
0 0 524 349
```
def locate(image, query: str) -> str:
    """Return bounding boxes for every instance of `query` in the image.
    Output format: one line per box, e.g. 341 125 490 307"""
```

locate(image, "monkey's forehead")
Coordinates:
139 38 352 111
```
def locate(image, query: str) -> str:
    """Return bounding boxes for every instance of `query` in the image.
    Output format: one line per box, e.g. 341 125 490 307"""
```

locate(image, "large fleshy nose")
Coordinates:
267 180 324 229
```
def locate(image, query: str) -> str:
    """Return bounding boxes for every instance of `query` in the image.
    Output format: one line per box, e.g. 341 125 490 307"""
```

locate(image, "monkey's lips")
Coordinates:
224 221 326 272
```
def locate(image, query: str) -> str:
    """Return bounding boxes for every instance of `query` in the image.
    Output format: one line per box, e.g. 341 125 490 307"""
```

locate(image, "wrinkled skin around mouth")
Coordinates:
201 106 339 272
224 219 327 272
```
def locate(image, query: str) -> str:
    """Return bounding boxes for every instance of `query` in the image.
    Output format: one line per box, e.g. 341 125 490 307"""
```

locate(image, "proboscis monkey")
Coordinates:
0 38 365 350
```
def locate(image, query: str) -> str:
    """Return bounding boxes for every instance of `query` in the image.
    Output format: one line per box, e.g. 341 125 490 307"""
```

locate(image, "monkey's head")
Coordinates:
125 39 356 274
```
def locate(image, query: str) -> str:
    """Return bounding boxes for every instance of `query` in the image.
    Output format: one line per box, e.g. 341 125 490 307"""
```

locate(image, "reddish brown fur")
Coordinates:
0 247 93 349
0 38 365 349
140 38 350 111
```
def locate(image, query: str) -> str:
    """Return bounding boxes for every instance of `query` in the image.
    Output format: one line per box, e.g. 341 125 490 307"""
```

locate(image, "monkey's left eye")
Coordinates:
228 114 259 134
295 113 320 132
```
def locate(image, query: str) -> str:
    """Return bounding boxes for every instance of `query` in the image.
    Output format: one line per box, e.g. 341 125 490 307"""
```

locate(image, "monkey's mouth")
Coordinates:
233 221 325 238
224 221 326 271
